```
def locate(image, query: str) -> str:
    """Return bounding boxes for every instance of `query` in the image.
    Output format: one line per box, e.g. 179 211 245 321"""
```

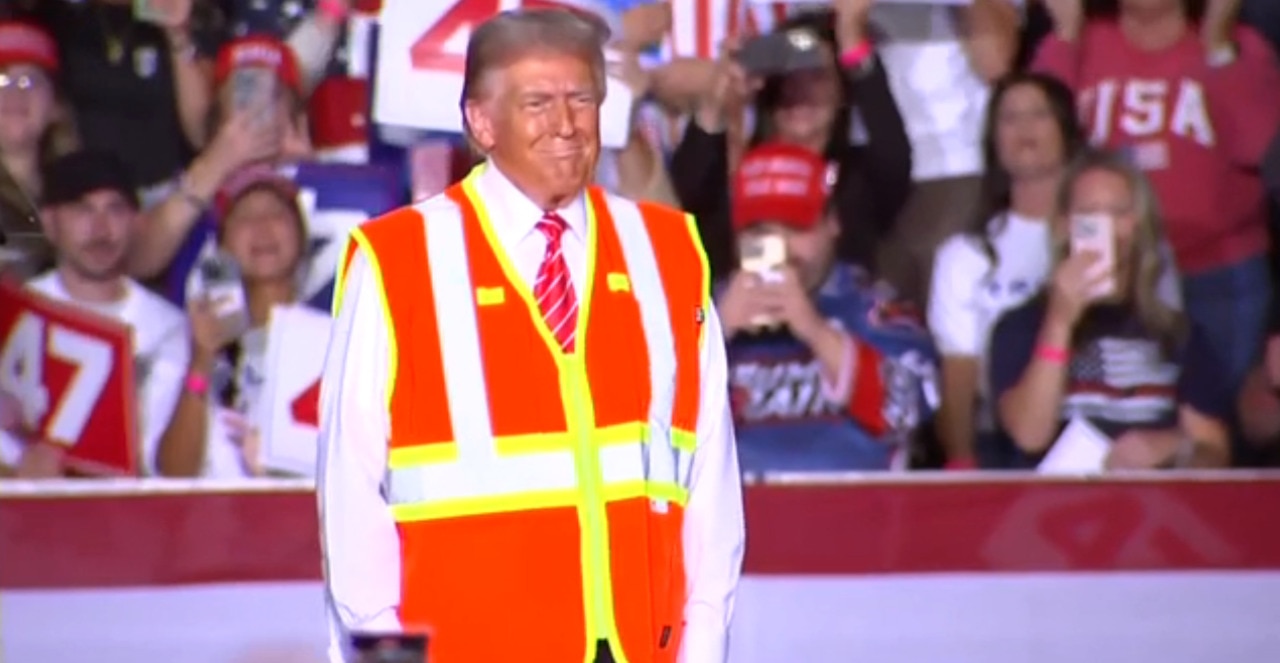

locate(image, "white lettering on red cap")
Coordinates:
741 154 814 180
743 175 808 197
232 43 284 69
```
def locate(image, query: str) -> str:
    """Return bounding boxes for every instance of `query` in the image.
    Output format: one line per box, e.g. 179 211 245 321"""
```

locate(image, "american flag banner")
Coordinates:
664 0 796 61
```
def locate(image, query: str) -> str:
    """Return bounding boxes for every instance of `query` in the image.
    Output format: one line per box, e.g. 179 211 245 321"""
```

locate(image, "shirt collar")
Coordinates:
475 159 588 242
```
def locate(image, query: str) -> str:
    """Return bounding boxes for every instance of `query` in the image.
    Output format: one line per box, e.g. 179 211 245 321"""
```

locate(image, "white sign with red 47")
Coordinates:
372 0 634 148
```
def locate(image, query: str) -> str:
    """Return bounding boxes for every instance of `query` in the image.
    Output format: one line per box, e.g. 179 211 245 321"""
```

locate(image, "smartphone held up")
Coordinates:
231 66 279 127
738 231 787 329
1068 212 1117 300
193 250 251 339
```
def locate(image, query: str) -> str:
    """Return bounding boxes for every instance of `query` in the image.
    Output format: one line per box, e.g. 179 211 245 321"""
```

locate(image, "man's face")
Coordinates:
44 189 138 281
782 215 838 291
466 53 601 206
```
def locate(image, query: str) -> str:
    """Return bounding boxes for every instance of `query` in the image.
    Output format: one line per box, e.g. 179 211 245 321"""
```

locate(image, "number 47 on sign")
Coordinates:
0 280 139 476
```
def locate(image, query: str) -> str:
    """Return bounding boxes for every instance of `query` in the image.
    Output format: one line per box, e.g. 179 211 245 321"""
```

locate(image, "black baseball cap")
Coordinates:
41 150 139 209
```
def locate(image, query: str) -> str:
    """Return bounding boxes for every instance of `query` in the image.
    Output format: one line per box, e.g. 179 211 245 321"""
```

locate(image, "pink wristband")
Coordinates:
317 0 349 22
1035 345 1070 364
185 372 210 396
839 40 873 69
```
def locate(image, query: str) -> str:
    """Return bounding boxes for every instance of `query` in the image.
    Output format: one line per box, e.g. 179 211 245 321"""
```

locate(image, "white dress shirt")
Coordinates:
318 162 745 663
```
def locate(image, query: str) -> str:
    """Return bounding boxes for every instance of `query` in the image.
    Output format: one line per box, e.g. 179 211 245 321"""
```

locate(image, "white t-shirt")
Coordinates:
23 272 190 474
929 213 1052 359
928 214 1185 431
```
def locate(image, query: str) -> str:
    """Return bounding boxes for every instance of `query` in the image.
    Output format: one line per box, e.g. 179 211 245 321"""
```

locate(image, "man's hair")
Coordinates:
459 8 610 139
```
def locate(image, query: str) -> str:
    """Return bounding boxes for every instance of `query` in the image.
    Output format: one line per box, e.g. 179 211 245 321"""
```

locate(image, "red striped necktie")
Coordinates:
533 211 578 353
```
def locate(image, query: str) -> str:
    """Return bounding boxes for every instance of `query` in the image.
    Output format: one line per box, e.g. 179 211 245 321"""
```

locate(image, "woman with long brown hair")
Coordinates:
989 149 1230 470
0 21 77 278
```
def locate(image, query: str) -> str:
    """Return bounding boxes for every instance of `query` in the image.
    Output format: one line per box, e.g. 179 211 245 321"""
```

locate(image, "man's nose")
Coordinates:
549 99 577 138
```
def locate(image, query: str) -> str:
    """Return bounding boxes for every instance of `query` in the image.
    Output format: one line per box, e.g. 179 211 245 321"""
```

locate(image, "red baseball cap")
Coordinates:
215 165 301 220
731 143 833 232
0 22 58 73
214 35 301 93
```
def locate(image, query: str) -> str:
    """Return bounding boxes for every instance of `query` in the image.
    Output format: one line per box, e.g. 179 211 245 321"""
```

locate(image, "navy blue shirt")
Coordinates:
724 264 939 473
989 296 1230 452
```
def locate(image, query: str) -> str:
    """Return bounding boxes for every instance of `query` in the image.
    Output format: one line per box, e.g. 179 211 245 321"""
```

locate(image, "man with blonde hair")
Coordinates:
317 8 744 663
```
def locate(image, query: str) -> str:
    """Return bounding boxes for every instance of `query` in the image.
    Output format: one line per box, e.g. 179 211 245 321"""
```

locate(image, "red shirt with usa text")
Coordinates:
1034 22 1280 274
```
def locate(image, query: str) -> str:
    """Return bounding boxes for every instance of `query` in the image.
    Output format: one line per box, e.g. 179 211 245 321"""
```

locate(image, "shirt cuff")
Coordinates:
679 608 729 663
847 340 889 437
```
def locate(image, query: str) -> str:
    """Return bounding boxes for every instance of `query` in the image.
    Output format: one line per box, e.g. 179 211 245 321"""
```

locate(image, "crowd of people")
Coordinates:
1 0 1279 479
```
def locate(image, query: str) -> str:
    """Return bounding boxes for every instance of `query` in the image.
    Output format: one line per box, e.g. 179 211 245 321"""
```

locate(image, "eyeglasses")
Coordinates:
0 72 48 92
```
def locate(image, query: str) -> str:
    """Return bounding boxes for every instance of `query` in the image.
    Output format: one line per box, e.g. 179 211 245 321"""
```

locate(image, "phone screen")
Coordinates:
197 251 251 334
739 232 786 275
1069 212 1116 297
230 67 278 127
736 30 827 77
738 232 786 329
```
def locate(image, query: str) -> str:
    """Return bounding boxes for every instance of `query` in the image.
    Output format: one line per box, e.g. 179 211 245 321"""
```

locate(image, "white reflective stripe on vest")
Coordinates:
606 195 692 494
384 191 689 510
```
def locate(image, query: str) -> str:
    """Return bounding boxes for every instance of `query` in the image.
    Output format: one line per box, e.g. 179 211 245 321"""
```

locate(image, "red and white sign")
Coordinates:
258 305 331 476
373 0 634 148
3 474 1280 662
0 281 137 476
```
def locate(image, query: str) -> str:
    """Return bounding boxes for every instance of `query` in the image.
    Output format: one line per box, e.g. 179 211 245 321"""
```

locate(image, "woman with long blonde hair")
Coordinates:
0 21 78 278
988 149 1230 470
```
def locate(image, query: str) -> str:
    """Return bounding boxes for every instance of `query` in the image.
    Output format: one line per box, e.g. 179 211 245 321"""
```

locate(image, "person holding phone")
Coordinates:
717 142 939 473
989 148 1231 470
927 72 1084 470
155 166 307 477
128 34 311 298
1034 0 1280 464
318 8 743 663
669 0 913 283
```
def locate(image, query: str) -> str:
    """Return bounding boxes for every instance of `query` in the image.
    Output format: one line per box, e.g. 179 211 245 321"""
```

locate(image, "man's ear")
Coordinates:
463 99 497 155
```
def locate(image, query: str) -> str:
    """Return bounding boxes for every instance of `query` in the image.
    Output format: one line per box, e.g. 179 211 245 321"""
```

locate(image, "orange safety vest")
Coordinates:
333 166 711 663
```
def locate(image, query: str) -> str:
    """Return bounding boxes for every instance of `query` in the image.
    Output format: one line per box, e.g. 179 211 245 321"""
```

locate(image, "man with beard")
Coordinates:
718 142 940 472
0 150 189 477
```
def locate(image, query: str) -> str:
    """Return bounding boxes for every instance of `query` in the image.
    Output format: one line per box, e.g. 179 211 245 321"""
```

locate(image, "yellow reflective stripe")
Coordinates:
390 488 579 522
672 428 696 452
331 232 354 315
334 227 400 411
683 212 712 349
386 423 650 467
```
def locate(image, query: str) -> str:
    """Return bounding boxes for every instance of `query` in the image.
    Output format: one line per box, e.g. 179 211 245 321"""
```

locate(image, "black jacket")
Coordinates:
669 54 913 283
